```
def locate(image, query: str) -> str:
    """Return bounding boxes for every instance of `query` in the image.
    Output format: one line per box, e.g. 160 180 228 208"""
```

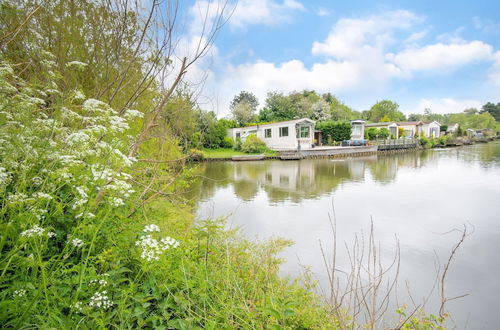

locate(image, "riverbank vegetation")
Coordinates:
0 0 470 328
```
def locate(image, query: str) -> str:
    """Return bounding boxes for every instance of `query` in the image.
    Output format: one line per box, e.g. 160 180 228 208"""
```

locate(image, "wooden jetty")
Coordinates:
231 154 266 161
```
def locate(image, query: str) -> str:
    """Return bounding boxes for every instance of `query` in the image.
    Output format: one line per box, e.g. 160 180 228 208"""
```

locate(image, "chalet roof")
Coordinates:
396 121 423 126
365 122 397 127
422 121 441 125
232 118 315 130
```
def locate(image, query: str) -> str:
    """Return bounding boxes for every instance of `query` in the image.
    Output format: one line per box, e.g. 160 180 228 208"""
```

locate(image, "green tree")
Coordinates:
260 91 297 122
367 100 406 122
480 102 500 121
378 127 391 139
231 100 256 126
230 91 259 113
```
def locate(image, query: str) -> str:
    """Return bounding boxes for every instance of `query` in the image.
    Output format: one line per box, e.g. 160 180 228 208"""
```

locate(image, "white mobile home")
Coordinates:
350 119 366 140
422 121 441 138
227 118 316 150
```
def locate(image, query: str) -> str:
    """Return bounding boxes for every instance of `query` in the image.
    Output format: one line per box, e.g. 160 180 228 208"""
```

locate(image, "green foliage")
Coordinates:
480 102 500 121
378 127 391 139
188 148 206 161
367 100 406 122
440 125 448 132
241 134 268 153
396 305 447 329
221 136 234 148
316 121 352 143
233 137 243 151
365 127 380 140
230 91 259 113
260 91 297 122
398 127 406 137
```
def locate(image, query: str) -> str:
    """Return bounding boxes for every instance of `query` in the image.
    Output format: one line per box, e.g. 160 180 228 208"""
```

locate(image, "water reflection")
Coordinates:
190 150 439 203
188 142 500 328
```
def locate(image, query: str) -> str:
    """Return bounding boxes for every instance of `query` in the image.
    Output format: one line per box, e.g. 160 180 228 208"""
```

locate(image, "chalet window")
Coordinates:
265 128 272 138
352 125 362 136
279 126 289 137
236 132 241 139
300 126 309 138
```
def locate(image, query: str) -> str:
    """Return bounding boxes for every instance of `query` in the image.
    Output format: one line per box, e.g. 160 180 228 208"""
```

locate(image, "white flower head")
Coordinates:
13 289 27 297
89 290 113 309
143 224 160 233
71 238 84 248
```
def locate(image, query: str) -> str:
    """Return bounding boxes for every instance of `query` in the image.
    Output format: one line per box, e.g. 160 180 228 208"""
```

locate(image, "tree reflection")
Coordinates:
189 150 447 203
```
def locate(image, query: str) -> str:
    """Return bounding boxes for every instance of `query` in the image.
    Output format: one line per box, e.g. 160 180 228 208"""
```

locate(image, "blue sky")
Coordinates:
181 0 500 117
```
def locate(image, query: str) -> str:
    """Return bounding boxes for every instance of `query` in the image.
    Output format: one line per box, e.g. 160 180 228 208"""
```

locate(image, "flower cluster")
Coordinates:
135 226 180 262
90 273 109 287
88 290 113 309
13 289 27 297
20 225 55 238
143 224 160 233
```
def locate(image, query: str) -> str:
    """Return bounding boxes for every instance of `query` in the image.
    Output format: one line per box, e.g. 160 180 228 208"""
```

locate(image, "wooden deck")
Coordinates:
231 154 266 161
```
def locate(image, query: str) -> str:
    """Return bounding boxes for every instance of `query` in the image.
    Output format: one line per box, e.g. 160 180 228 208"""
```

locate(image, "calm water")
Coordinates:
189 142 500 329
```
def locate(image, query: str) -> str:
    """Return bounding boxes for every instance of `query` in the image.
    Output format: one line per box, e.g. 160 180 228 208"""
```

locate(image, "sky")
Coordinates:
179 0 500 117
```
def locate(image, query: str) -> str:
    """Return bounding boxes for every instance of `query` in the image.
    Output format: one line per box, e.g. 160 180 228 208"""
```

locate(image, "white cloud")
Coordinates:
312 10 422 58
407 98 483 114
404 30 428 45
229 0 305 28
388 41 493 73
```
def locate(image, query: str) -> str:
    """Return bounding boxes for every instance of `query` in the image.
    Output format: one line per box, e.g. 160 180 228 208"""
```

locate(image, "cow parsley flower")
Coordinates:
135 234 180 262
89 290 113 309
13 289 27 297
109 197 124 207
21 225 45 237
66 61 88 70
143 224 160 233
71 238 84 248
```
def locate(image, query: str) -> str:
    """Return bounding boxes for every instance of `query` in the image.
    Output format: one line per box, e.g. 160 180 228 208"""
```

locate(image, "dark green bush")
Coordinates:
241 134 268 153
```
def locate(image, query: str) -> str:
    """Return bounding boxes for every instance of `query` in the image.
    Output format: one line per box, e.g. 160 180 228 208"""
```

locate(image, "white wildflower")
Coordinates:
160 236 180 250
7 193 30 204
65 61 88 70
123 109 143 119
0 167 11 185
108 116 129 133
143 224 160 233
72 186 88 210
88 291 113 309
20 225 45 237
72 301 84 313
32 176 43 186
66 131 90 146
13 289 27 297
135 234 180 262
33 192 52 200
109 197 124 207
83 99 115 114
72 90 86 102
71 238 84 248
47 231 56 238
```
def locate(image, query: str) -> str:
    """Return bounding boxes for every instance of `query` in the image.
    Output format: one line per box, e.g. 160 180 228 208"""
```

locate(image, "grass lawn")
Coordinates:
202 148 278 159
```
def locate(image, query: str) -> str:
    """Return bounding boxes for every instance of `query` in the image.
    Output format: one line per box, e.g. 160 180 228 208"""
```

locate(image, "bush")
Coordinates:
419 136 432 148
316 121 352 144
378 127 391 139
365 127 379 140
221 136 234 148
189 148 206 161
241 134 268 153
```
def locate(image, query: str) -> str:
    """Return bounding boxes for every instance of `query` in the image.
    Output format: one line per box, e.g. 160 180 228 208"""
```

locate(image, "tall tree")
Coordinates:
480 102 500 121
367 100 406 122
230 91 259 113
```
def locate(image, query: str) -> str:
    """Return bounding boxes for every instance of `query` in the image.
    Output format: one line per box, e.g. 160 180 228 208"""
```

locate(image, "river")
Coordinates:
189 141 500 329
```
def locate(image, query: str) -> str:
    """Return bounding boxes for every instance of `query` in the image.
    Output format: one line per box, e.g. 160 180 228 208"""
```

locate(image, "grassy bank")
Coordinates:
202 148 278 159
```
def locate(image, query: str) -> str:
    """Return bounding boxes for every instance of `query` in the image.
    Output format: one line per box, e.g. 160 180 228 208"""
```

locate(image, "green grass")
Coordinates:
202 148 278 159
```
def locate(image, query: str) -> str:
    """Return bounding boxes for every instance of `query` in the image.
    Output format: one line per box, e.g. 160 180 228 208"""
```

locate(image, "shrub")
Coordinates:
365 127 379 140
221 136 234 148
419 136 432 148
233 137 242 151
189 148 206 161
378 127 391 139
316 121 352 143
241 134 268 153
